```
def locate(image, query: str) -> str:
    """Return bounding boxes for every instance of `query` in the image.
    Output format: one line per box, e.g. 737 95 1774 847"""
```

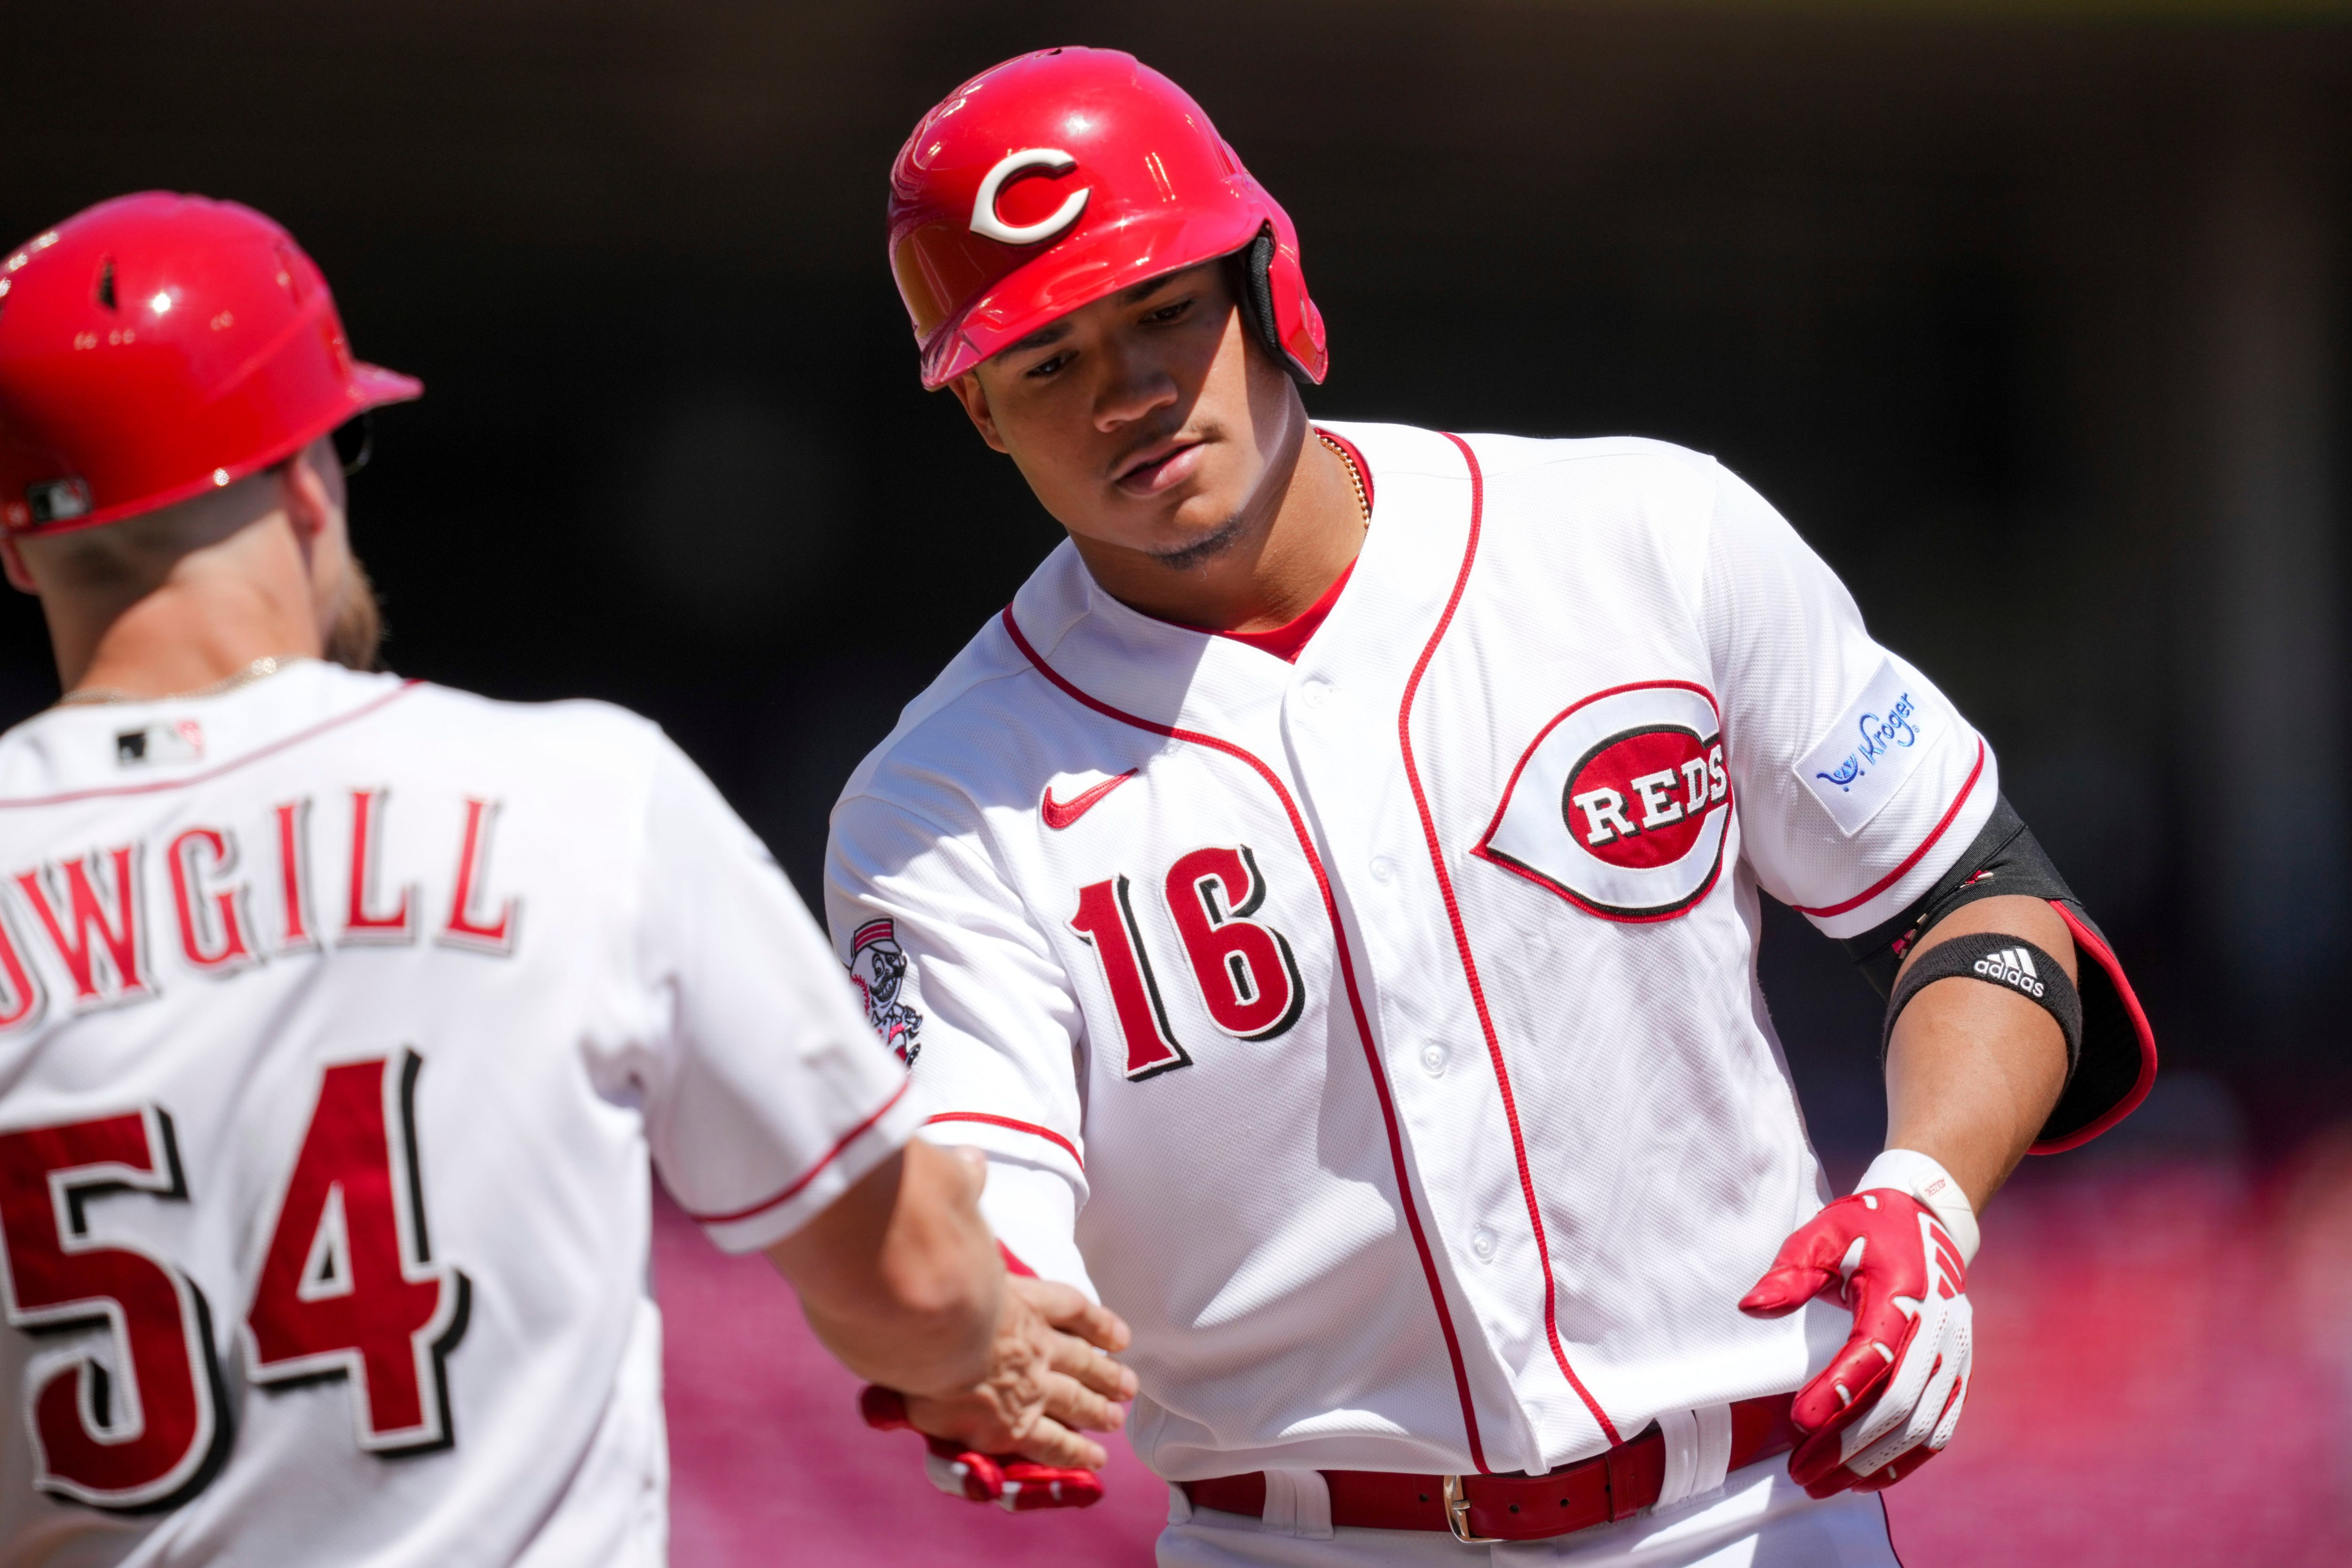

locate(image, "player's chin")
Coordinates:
1133 493 1249 564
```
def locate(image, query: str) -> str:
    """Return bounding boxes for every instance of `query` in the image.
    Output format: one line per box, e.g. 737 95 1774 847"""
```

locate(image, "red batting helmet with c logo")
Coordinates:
0 192 421 535
887 47 1328 391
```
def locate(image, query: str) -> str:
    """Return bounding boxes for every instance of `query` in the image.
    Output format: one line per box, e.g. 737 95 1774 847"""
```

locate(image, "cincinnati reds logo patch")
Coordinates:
1474 681 1733 922
847 918 923 1066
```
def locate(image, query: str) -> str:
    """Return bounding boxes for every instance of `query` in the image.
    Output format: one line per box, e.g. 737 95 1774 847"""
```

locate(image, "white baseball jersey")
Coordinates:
826 422 1996 1484
0 661 914 1565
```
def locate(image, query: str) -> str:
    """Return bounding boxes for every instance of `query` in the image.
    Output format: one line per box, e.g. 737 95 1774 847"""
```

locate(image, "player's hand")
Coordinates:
908 1274 1136 1468
1738 1190 1972 1497
860 1274 1136 1511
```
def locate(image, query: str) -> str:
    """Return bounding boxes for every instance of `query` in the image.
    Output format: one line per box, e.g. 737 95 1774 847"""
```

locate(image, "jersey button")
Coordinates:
1299 679 1331 709
1420 1043 1448 1076
1371 856 1395 884
1470 1228 1498 1262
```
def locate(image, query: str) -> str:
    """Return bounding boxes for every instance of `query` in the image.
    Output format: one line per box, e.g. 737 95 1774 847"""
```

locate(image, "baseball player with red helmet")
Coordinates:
0 192 1134 1563
835 48 2158 1564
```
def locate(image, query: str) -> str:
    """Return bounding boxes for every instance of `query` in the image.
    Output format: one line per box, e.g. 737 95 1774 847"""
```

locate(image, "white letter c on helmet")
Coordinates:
970 148 1090 246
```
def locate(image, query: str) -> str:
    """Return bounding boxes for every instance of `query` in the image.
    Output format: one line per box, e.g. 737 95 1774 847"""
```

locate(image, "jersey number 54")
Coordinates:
0 1052 467 1512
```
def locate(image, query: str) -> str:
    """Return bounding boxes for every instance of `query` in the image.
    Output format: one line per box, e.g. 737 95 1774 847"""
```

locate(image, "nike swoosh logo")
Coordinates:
1041 769 1138 830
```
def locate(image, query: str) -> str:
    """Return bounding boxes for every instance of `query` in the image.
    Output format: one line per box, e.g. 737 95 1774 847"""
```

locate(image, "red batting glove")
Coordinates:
860 1385 1105 1512
1739 1190 1972 1497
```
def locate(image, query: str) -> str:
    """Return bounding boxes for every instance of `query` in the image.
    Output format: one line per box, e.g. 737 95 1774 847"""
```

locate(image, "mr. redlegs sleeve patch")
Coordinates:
847 918 924 1066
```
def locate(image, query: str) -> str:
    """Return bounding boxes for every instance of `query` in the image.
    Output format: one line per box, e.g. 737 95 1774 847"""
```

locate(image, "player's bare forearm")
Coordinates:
766 1139 1003 1398
1882 893 2073 1208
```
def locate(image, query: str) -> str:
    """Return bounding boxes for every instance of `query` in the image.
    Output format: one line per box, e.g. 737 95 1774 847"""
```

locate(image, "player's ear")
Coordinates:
278 438 346 543
948 372 1011 455
0 536 35 596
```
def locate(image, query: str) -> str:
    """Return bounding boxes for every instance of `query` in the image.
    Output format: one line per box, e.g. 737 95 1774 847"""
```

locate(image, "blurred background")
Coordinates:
6 1 2350 1562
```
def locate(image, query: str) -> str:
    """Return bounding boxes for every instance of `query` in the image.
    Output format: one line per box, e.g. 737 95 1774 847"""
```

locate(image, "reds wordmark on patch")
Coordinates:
1476 681 1732 922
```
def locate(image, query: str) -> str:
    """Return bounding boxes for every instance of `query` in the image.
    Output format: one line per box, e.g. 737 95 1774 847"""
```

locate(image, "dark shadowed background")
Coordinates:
6 3 2350 1562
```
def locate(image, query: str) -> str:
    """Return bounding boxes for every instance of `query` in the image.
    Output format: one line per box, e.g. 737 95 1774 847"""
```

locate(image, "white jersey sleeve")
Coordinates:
1700 463 1999 939
632 737 918 1253
825 793 1099 1297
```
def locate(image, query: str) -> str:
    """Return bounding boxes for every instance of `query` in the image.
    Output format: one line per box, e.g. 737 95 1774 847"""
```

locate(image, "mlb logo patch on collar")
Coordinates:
116 719 204 767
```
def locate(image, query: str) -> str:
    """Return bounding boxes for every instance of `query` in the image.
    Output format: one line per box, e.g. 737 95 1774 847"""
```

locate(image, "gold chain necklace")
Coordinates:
57 654 301 708
1319 431 1370 524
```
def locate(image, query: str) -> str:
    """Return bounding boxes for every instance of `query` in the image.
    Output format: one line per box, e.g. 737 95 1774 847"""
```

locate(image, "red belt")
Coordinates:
1182 1395 1796 1544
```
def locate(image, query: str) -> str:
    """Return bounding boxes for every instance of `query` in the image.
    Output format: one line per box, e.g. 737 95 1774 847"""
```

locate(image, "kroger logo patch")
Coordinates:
1796 656 1945 836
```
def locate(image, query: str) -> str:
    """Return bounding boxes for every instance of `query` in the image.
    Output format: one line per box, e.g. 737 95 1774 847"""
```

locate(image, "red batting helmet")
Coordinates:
887 47 1327 391
0 192 422 535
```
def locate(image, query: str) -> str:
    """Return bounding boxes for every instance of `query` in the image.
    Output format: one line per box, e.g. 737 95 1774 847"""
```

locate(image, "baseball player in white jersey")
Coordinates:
0 193 1135 1565
833 50 2159 1565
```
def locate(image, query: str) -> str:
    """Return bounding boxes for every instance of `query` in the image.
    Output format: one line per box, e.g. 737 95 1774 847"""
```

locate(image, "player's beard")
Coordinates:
1151 509 1257 573
326 555 387 673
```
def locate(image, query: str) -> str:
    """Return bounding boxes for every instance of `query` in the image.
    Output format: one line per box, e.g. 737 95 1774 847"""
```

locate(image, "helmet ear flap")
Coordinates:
1232 226 1316 390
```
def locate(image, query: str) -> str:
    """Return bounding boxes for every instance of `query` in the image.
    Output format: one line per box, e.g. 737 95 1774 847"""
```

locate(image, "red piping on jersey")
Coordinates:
685 1080 912 1227
925 1111 1086 1171
1400 433 1622 1448
998 605 1494 1475
0 682 423 809
1788 739 1987 919
2031 902 2158 1154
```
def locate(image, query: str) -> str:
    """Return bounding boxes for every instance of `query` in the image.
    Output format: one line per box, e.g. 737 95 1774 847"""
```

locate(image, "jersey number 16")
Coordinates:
1070 844 1308 1082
